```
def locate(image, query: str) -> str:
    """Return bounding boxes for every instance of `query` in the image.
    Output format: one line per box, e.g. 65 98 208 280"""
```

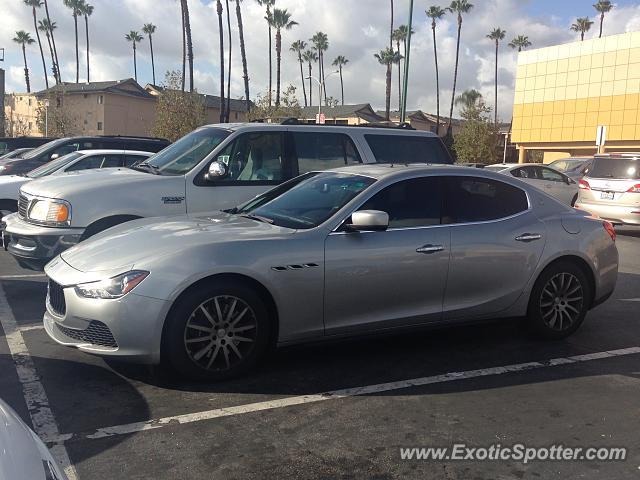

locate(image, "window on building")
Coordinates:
28 98 32 106
56 97 62 108
97 95 104 105
28 122 32 130
97 122 103 131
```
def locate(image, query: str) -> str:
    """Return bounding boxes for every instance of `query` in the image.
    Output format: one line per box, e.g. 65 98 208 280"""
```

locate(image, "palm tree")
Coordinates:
571 17 594 41
426 6 446 135
393 26 412 110
14 31 35 92
389 0 394 49
216 0 225 122
182 0 194 92
302 50 318 106
291 40 308 106
311 32 329 103
374 47 400 121
142 23 157 85
446 0 474 136
332 56 348 106
508 35 532 52
38 19 57 82
81 3 93 82
63 0 84 83
256 0 276 106
125 30 143 82
42 0 60 83
455 88 482 111
269 9 298 107
225 0 232 122
236 0 251 112
594 1 613 38
487 27 506 125
24 0 49 90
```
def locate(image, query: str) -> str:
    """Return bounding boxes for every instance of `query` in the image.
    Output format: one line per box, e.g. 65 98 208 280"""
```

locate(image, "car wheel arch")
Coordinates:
80 214 143 240
0 199 18 213
532 255 596 308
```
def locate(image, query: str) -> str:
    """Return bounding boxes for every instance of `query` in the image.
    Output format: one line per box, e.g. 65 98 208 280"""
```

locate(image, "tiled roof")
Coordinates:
299 104 385 122
36 79 153 99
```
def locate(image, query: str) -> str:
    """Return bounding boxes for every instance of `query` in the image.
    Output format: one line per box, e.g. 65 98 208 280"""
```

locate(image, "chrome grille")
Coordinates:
17 194 29 218
48 280 66 316
55 321 118 348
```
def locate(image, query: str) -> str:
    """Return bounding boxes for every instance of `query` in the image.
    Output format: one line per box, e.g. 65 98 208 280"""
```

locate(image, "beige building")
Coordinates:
3 79 249 138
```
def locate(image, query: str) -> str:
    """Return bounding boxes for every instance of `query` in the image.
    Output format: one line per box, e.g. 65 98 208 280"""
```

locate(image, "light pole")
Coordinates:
43 99 50 137
400 0 414 123
306 70 339 123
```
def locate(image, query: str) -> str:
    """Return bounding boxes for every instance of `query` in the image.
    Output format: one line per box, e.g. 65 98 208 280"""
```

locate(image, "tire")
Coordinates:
163 280 270 381
527 261 592 339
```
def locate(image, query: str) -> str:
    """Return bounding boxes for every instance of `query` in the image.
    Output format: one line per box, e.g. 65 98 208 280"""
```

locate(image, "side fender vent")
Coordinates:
271 263 320 272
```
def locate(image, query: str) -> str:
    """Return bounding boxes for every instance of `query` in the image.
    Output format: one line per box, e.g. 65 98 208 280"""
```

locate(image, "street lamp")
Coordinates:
306 70 339 123
43 99 50 137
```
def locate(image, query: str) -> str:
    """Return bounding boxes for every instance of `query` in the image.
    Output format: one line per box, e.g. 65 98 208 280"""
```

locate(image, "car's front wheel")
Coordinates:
527 261 591 339
163 280 270 381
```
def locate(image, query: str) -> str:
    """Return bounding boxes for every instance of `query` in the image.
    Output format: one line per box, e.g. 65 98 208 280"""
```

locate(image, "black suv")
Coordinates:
0 136 170 176
0 136 56 155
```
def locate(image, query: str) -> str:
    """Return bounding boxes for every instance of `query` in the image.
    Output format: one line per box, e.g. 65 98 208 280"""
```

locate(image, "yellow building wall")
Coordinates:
512 31 640 145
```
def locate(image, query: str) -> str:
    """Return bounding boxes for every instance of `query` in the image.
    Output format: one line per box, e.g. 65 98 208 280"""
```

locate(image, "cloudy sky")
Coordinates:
2 0 640 120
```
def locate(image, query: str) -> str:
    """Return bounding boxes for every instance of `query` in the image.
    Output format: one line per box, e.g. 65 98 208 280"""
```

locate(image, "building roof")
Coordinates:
144 84 250 113
379 109 465 126
299 104 385 123
35 79 153 99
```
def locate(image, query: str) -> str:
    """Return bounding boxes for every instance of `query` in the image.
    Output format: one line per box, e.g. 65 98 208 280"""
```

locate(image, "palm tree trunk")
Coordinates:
45 31 56 82
74 14 79 83
217 0 225 123
308 62 313 106
275 30 282 107
181 1 186 91
432 22 440 135
32 7 49 89
397 39 401 111
448 16 462 135
494 39 498 125
43 0 60 83
85 14 90 82
133 44 137 81
389 0 394 49
225 0 232 122
385 64 391 120
183 0 194 92
321 51 327 103
581 31 585 41
149 34 156 85
236 0 250 112
267 5 272 107
298 54 307 107
22 45 31 93
339 66 344 105
599 12 604 38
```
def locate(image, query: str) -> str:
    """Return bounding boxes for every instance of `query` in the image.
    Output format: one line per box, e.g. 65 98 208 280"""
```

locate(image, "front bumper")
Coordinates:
1 213 83 270
575 201 640 226
43 280 169 364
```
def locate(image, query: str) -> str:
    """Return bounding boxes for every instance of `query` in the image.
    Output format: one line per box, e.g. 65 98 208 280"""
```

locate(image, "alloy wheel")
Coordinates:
539 272 584 331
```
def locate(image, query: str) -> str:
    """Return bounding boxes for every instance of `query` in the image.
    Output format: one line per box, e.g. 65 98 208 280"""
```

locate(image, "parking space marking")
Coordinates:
0 284 78 480
55 345 640 445
0 273 48 280
18 324 45 332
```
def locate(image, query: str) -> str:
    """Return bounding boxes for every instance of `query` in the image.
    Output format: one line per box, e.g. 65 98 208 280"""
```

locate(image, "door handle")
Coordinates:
416 244 444 254
515 233 542 242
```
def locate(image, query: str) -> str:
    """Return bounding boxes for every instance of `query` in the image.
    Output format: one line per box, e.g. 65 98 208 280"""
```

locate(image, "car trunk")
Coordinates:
582 157 640 206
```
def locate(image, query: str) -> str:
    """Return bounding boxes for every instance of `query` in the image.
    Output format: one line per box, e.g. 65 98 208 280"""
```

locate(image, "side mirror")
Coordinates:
49 153 59 160
205 160 228 181
346 210 389 232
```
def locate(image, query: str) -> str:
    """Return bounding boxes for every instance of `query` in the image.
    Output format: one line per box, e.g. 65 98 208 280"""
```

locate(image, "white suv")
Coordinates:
2 123 452 269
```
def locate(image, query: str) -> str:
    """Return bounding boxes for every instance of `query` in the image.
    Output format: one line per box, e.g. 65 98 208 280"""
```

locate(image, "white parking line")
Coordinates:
0 284 78 480
0 273 48 280
55 345 640 444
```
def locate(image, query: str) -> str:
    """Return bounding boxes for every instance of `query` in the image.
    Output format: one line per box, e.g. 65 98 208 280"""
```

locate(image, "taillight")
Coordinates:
579 179 591 190
626 184 640 193
603 221 616 242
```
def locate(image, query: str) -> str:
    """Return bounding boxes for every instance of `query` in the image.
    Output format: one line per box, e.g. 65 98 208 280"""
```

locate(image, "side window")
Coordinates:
444 176 529 224
214 132 284 183
65 154 121 171
365 134 451 164
293 132 362 174
124 155 146 167
541 167 565 182
510 168 525 178
359 177 442 229
49 143 79 160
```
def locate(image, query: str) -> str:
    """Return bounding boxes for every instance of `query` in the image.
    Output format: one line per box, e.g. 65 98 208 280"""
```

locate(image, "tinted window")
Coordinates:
541 168 565 182
215 132 285 183
360 177 442 228
589 158 640 179
292 132 362 174
66 154 122 171
444 176 528 223
511 166 539 179
27 152 84 178
124 154 147 167
365 134 451 164
124 140 166 153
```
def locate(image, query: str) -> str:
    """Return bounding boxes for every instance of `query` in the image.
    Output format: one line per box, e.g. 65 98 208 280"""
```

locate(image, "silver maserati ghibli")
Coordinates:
43 164 619 380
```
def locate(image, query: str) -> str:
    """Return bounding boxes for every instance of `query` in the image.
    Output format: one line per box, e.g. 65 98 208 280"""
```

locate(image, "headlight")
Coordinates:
0 166 6 173
27 199 71 226
75 270 149 299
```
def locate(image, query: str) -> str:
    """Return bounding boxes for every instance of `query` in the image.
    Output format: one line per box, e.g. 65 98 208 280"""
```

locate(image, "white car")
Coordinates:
0 150 152 218
485 163 579 206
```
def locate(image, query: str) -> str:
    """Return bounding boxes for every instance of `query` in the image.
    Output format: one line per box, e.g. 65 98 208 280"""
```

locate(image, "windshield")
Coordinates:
21 138 67 159
235 172 376 229
143 127 230 175
26 152 84 178
589 158 640 180
550 159 588 172
484 165 509 172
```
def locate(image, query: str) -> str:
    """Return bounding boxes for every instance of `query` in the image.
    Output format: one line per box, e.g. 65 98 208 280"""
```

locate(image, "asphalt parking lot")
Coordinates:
1 229 639 480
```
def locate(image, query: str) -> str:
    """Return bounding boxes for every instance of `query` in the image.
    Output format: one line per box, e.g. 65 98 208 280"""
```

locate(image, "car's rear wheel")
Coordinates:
527 261 591 339
163 280 270 381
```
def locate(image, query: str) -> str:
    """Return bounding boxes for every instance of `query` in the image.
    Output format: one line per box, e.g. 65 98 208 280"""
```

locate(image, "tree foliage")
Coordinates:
151 70 206 142
453 99 499 164
35 93 79 137
249 84 302 121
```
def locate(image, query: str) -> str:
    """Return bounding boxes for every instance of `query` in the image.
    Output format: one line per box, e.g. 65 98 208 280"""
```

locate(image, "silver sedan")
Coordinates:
43 165 618 380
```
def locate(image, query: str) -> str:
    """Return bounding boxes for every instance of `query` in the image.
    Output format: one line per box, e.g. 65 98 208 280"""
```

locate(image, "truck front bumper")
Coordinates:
1 213 84 270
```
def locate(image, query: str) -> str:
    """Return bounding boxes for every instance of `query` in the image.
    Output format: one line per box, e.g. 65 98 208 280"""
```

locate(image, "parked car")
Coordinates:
2 123 452 269
0 148 33 160
485 163 579 205
0 398 68 480
0 135 169 176
43 164 618 380
0 136 55 155
575 153 640 225
457 162 486 168
548 157 593 180
0 150 153 218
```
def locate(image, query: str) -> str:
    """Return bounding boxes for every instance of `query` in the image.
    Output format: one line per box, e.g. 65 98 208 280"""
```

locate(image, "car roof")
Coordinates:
200 123 440 137
320 163 479 180
75 149 153 155
594 152 640 160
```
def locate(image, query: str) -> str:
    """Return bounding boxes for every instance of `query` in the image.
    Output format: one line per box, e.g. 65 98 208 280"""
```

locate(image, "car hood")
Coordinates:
20 167 162 199
58 212 294 274
0 175 30 194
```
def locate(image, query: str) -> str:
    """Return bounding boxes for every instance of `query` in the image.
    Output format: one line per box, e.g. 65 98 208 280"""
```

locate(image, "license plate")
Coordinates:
600 191 615 200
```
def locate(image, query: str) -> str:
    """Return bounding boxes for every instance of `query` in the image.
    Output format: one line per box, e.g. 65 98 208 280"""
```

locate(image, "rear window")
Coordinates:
589 158 640 180
365 134 452 164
